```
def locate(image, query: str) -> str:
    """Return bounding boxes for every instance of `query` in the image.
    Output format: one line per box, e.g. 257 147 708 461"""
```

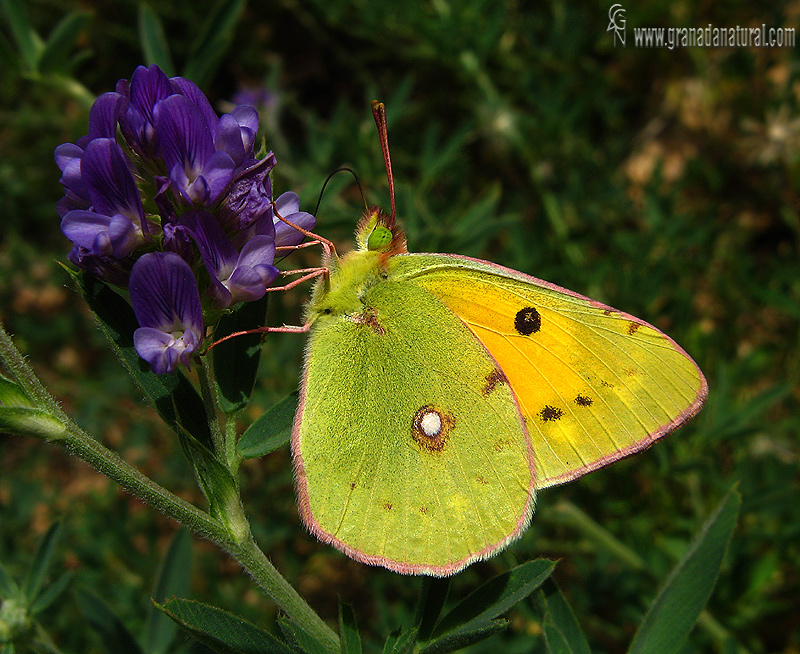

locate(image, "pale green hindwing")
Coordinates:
293 277 536 576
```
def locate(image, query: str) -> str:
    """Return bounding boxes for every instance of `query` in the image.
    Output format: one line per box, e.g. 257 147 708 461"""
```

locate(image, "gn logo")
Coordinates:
608 4 627 46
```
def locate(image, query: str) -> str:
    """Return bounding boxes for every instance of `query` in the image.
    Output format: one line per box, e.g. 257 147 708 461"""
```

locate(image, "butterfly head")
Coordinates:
355 206 407 260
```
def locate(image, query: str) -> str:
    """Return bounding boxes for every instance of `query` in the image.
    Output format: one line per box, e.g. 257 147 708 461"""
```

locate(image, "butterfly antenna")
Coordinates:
371 100 396 229
314 167 368 216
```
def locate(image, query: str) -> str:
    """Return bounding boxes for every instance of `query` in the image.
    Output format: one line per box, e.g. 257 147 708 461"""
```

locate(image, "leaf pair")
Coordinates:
0 0 89 78
0 523 72 617
138 0 246 89
0 363 68 443
78 529 193 654
538 486 742 654
415 559 556 654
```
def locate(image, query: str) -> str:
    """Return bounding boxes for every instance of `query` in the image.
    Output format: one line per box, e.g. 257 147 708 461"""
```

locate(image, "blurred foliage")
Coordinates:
1 0 799 652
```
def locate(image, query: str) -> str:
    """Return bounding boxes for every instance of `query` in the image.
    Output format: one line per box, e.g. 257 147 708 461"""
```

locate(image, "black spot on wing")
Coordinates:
515 307 541 335
575 394 593 407
539 405 564 422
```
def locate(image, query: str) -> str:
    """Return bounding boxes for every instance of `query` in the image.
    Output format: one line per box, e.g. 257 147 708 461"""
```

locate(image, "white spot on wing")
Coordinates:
420 411 442 437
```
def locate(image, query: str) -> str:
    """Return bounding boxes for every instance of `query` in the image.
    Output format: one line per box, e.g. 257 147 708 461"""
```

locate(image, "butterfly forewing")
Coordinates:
392 254 708 488
293 278 536 576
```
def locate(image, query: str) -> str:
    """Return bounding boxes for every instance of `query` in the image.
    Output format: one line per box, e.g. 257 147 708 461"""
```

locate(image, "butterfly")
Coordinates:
284 104 707 577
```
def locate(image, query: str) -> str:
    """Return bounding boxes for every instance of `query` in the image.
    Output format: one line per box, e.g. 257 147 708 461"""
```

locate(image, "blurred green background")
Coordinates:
1 0 798 652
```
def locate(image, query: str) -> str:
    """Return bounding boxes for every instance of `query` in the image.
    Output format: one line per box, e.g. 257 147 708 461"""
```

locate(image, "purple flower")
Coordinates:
130 252 204 374
116 64 173 158
214 105 259 167
155 94 236 206
80 91 128 146
218 153 277 233
272 192 316 247
60 138 149 258
55 93 129 219
232 85 277 111
54 63 317 375
67 246 133 287
54 143 91 217
115 65 222 162
185 211 279 309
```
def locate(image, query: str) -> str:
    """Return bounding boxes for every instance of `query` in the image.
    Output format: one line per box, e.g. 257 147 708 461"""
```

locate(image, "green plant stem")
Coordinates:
63 427 338 652
550 500 647 571
196 357 225 456
0 324 339 653
224 413 241 473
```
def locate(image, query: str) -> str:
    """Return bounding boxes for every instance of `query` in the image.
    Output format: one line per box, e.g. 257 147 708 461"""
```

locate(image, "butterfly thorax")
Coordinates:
305 249 387 327
305 207 406 327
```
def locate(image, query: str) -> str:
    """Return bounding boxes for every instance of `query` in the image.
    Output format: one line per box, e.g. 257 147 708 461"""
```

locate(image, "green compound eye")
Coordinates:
367 226 393 251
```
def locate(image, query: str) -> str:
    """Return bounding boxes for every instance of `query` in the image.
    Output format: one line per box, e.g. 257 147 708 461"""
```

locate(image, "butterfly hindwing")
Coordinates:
293 277 536 576
391 253 708 488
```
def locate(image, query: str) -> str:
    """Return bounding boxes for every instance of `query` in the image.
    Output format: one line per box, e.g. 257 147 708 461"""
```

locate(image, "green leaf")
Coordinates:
432 559 556 638
338 601 361 654
77 590 144 654
0 561 20 598
237 393 297 458
30 571 73 614
543 620 573 654
0 407 67 441
539 580 590 654
0 0 42 71
627 486 741 654
388 627 418 654
178 434 241 534
23 523 61 603
276 613 329 654
415 577 450 642
213 295 269 414
146 529 192 654
418 620 507 654
0 373 31 406
381 630 399 654
182 0 246 88
37 10 90 74
157 598 293 654
138 4 176 77
70 270 212 451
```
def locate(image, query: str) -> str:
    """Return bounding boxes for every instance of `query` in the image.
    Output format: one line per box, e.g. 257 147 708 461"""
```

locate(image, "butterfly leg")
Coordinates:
273 201 338 260
265 267 328 293
206 321 311 351
275 240 326 253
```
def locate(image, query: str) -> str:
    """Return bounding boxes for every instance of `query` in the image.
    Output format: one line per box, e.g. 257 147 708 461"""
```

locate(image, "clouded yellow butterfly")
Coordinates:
287 103 707 576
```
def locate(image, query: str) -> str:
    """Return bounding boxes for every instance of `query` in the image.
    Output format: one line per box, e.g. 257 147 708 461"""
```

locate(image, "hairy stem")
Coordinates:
196 357 225 457
0 323 338 652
